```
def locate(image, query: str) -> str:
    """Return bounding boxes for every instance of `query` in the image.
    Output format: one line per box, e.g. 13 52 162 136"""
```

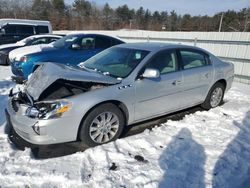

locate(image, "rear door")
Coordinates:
178 49 214 108
134 49 183 121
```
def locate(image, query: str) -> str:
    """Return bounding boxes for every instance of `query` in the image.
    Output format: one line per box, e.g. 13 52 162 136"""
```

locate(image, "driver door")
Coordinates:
134 50 183 121
69 36 97 65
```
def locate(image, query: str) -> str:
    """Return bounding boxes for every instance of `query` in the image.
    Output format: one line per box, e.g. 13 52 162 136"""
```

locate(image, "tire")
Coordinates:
79 103 125 147
201 82 225 110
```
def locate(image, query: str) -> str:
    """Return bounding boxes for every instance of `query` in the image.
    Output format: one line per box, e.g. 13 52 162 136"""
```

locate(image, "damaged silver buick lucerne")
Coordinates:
6 43 234 147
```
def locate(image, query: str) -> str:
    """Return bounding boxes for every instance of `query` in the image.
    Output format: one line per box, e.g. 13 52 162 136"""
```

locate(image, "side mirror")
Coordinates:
142 68 160 78
71 43 81 50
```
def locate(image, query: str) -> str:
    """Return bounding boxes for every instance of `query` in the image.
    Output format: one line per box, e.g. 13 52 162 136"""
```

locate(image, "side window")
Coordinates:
16 25 34 35
81 37 95 49
35 26 49 34
95 36 112 49
49 37 59 43
30 38 48 45
4 25 17 35
180 50 209 70
144 50 178 74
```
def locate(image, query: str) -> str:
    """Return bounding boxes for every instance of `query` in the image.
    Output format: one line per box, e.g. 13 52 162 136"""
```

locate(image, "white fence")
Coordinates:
55 30 250 84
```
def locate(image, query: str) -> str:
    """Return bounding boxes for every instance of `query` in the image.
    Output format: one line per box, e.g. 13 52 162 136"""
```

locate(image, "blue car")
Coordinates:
10 33 124 79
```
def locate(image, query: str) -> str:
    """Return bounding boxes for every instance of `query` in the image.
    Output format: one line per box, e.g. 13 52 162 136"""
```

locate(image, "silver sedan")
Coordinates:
6 43 234 147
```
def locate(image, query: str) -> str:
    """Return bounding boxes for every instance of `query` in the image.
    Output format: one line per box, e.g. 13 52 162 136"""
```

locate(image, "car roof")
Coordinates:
116 42 206 52
66 33 124 42
0 19 51 27
27 34 62 39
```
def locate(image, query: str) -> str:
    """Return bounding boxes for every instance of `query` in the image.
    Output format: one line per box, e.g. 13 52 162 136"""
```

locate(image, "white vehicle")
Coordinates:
0 34 61 65
8 35 58 64
0 19 52 45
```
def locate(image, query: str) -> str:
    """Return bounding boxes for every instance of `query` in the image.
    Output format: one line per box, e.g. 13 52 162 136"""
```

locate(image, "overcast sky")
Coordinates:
65 0 249 16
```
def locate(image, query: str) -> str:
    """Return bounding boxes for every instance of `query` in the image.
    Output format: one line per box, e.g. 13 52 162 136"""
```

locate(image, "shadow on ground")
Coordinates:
212 111 250 188
158 128 206 188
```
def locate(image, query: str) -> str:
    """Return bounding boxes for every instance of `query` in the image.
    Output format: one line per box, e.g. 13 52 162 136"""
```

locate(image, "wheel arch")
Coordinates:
215 79 227 89
205 79 227 100
76 100 129 141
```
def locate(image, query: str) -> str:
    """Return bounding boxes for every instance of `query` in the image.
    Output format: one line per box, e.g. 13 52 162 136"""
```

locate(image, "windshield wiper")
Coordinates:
79 64 118 79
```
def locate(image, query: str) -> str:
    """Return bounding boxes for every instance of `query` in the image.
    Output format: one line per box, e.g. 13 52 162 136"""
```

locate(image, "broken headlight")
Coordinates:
25 100 72 119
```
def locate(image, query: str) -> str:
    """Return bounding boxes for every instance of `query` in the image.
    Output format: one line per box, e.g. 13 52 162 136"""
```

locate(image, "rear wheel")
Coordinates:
79 103 125 147
201 82 225 110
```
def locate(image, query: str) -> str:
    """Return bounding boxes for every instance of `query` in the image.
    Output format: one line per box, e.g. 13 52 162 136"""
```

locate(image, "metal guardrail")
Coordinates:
218 56 250 63
118 36 250 45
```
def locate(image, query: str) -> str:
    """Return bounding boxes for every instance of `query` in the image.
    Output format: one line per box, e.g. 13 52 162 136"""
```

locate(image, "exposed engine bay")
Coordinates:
38 79 108 101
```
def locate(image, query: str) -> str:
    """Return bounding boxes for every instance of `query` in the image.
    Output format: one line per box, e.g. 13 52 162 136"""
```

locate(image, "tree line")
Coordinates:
0 0 249 32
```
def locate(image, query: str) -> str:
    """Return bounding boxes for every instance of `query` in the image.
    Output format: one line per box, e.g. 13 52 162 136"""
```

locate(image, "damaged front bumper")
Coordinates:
6 91 80 145
5 109 38 149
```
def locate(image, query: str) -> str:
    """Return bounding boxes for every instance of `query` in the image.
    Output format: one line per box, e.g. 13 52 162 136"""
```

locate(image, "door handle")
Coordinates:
172 80 182 85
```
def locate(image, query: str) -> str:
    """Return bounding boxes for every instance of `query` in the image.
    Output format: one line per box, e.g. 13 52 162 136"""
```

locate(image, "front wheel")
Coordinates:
79 103 125 147
201 82 225 110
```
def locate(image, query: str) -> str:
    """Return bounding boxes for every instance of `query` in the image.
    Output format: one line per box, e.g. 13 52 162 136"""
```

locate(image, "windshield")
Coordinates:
53 35 78 48
83 47 150 78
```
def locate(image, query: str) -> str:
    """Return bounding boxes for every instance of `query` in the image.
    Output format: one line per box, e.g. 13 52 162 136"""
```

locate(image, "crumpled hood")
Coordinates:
0 43 23 51
9 43 53 61
25 62 121 101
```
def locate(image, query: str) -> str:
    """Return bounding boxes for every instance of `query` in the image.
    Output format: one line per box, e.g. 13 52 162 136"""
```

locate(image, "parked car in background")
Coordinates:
0 34 61 65
9 33 124 80
0 19 52 45
6 43 234 147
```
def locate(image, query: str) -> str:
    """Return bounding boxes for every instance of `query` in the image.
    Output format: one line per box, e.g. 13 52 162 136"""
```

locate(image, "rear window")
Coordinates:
35 26 49 34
